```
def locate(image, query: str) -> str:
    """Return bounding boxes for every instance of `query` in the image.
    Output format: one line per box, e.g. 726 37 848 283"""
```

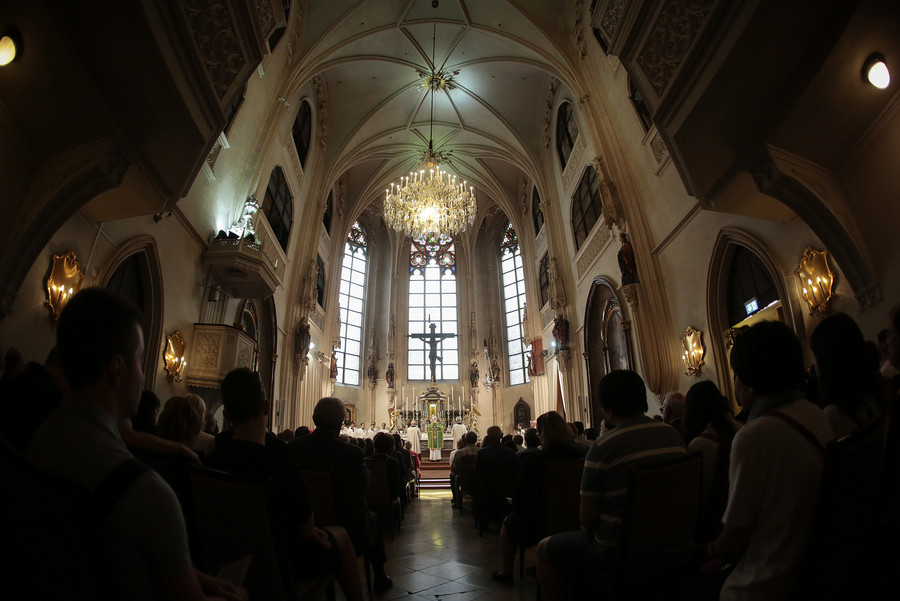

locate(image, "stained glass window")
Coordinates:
501 223 529 386
408 234 458 381
336 222 367 386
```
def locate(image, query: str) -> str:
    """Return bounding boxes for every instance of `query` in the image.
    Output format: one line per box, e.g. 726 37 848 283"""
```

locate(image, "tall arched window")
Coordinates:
556 102 579 169
571 168 602 250
532 186 544 234
408 234 459 381
501 223 529 386
292 100 312 169
262 166 293 251
336 222 367 386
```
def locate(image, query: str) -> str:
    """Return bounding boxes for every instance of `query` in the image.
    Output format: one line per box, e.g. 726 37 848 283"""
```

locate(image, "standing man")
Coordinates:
426 416 443 461
29 287 245 601
406 419 421 457
451 416 467 447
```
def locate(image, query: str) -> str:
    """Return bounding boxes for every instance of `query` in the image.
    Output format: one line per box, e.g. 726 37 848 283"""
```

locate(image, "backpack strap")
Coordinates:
91 458 151 521
758 410 825 455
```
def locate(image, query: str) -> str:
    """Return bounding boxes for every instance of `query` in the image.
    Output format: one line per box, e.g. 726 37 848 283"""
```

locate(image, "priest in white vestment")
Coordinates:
451 417 467 447
406 420 421 455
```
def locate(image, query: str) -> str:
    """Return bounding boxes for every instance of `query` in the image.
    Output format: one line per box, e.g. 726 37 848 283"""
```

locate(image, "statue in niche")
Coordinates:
527 350 537 377
330 348 338 379
294 316 310 356
618 232 639 286
470 361 480 388
491 358 501 383
552 315 570 350
385 362 394 389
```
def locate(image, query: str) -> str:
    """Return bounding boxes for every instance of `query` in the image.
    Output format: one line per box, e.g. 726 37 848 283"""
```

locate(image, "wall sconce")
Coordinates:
796 247 835 317
681 326 705 377
164 330 188 382
45 251 84 324
863 53 890 89
0 29 21 66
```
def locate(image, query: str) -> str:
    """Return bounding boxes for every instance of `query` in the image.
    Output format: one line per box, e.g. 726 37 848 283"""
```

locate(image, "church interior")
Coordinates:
2 0 897 429
2 0 900 599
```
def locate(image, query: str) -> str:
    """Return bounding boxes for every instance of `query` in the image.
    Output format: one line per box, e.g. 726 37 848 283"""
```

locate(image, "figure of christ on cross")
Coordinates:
409 321 456 382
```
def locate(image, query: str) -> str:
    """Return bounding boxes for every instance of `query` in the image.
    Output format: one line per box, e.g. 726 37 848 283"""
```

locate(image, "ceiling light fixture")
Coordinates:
863 53 890 89
384 23 476 238
0 29 21 66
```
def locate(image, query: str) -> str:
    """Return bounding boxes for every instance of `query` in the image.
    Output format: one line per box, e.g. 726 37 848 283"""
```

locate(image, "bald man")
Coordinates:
660 391 685 437
287 397 393 593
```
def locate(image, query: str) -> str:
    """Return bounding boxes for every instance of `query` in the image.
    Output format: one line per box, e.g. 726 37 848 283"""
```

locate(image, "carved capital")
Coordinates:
620 283 640 308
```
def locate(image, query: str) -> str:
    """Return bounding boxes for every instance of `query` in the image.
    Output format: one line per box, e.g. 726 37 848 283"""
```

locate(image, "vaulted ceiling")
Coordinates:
287 0 578 227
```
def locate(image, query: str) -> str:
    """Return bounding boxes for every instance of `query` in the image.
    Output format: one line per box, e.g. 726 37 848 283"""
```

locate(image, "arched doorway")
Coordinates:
584 276 633 428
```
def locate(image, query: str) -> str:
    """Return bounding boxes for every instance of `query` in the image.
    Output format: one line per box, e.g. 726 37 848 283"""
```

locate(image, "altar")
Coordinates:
398 384 465 431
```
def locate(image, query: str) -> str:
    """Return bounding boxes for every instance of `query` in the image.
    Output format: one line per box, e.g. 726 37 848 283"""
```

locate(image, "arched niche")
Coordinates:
514 398 531 429
98 236 163 391
584 276 633 428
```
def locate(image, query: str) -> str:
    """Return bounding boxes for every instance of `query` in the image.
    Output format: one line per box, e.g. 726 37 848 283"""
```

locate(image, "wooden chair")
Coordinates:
517 457 584 579
794 418 885 600
455 453 477 515
598 452 703 599
187 466 333 601
299 468 372 593
364 458 402 539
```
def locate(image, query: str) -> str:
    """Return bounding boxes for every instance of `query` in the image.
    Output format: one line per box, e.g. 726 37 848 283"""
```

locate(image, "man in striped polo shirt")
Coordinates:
536 370 685 600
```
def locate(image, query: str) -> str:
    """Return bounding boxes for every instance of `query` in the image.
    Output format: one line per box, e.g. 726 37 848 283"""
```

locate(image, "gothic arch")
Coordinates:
706 227 804 404
233 297 278 415
97 236 164 391
584 276 633 428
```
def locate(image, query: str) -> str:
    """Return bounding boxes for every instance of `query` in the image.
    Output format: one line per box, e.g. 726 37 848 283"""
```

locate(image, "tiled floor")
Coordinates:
350 490 538 601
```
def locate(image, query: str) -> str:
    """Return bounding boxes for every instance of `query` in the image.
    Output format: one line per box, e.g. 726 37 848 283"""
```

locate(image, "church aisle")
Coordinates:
347 490 538 600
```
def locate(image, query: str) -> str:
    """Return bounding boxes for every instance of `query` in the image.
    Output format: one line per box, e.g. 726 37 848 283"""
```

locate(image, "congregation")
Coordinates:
1 286 899 601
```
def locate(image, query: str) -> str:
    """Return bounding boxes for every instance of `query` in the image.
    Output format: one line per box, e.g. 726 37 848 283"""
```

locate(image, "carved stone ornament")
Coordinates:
182 0 246 101
599 0 626 41
576 226 612 278
557 349 571 373
635 0 715 98
572 0 587 59
542 78 559 148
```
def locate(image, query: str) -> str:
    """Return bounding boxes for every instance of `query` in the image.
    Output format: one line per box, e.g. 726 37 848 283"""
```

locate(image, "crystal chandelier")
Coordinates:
384 24 476 238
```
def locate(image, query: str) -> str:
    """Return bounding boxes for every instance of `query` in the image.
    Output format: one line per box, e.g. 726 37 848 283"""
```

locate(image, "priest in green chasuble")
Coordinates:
426 417 443 461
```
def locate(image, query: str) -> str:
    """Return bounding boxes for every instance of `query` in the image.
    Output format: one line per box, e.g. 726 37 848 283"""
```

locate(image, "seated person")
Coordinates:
473 426 517 528
810 312 881 438
450 431 479 508
28 287 245 601
708 321 834 600
536 370 686 601
287 397 393 593
493 411 587 581
206 369 362 601
682 380 736 541
369 432 403 502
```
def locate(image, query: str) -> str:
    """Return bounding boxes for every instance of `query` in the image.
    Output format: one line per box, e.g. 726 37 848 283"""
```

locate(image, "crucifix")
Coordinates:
409 319 456 382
